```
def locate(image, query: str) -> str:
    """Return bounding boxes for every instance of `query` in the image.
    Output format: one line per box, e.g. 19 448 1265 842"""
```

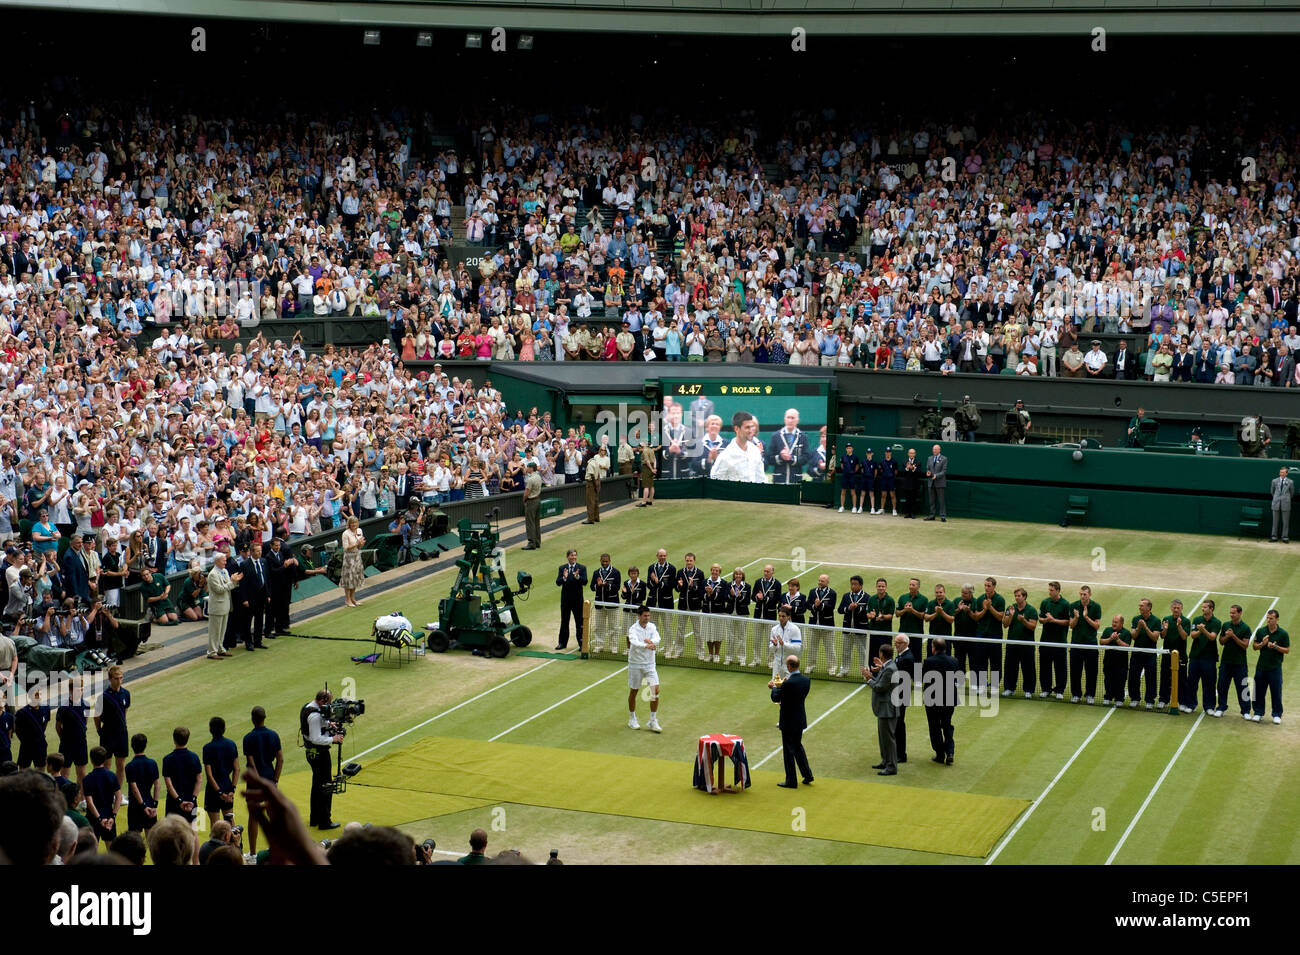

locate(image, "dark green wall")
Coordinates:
831 435 1293 537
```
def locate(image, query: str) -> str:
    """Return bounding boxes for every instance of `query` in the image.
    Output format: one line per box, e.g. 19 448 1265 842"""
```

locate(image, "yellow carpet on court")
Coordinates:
353 737 1028 857
275 769 499 830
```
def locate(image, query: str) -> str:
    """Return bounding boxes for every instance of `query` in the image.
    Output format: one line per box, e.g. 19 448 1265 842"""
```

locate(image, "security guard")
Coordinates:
865 577 895 661
1000 587 1038 698
590 554 621 652
805 573 837 675
301 689 343 830
1128 598 1161 708
971 577 1006 694
672 552 704 660
836 574 869 678
838 442 863 514
1038 581 1071 699
751 564 781 668
1214 604 1252 718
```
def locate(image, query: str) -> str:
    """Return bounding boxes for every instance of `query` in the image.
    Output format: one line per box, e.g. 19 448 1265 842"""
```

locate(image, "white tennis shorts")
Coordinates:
628 665 659 690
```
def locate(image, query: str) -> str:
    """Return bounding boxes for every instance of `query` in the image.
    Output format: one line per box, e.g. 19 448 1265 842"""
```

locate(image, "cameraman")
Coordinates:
301 689 343 831
4 565 33 634
34 597 74 648
1003 399 1031 445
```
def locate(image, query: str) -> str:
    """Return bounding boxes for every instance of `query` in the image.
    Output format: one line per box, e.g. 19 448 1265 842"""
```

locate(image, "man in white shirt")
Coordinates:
711 411 766 483
626 605 662 732
769 608 803 681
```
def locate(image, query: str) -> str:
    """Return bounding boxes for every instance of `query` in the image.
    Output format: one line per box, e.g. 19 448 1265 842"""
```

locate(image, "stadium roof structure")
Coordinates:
9 0 1300 36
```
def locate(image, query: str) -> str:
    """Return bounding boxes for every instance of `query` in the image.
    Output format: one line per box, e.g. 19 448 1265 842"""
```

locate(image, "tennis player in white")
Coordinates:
710 410 766 483
769 608 803 681
627 604 662 732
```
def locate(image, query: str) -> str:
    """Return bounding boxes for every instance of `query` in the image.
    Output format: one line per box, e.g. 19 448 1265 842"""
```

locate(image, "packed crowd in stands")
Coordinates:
3 96 1300 611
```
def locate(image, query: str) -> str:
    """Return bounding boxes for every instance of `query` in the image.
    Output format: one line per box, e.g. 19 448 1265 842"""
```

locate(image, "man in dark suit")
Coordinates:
892 633 914 764
554 548 587 651
1112 339 1138 380
922 637 961 765
237 541 269 651
769 655 813 788
143 520 168 573
263 537 294 635
1171 342 1194 382
60 534 92 603
393 463 413 513
865 643 900 775
764 409 809 485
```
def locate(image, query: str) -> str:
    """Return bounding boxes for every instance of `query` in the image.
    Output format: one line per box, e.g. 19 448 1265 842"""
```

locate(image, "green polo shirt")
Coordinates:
1190 615 1221 661
1006 602 1038 643
1254 627 1290 672
897 592 927 634
976 592 1006 637
927 598 954 636
1131 612 1161 650
1219 620 1252 667
866 593 894 630
1039 596 1071 644
1161 614 1190 656
141 575 174 613
1069 599 1102 645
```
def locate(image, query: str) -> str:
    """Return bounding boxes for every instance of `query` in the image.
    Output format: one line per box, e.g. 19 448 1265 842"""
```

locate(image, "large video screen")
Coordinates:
658 379 831 484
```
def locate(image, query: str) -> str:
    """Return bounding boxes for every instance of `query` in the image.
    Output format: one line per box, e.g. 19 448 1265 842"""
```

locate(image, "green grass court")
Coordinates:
107 500 1298 864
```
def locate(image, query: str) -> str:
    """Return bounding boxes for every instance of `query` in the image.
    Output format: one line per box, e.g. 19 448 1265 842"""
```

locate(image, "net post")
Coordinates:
581 599 591 659
1169 649 1180 714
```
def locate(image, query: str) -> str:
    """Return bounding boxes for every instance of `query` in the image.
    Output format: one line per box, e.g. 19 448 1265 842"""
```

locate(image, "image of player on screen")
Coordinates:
710 411 766 483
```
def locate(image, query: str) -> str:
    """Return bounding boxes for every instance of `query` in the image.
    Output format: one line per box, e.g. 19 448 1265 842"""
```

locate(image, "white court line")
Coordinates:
750 557 1278 600
984 707 1117 865
1103 596 1280 866
489 666 630 742
753 684 867 769
349 659 557 762
1103 712 1205 866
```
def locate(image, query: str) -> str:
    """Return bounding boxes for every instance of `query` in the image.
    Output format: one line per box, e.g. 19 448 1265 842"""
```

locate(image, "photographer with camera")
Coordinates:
4 563 32 634
301 689 345 831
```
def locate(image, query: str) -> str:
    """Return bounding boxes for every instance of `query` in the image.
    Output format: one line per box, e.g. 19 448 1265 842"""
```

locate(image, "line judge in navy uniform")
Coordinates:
590 553 621 652
765 408 810 484
751 564 780 667
555 548 588 651
770 655 813 788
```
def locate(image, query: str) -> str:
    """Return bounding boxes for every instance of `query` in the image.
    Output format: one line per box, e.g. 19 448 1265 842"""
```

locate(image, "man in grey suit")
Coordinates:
924 443 948 522
1270 466 1295 543
206 552 242 659
864 642 901 776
